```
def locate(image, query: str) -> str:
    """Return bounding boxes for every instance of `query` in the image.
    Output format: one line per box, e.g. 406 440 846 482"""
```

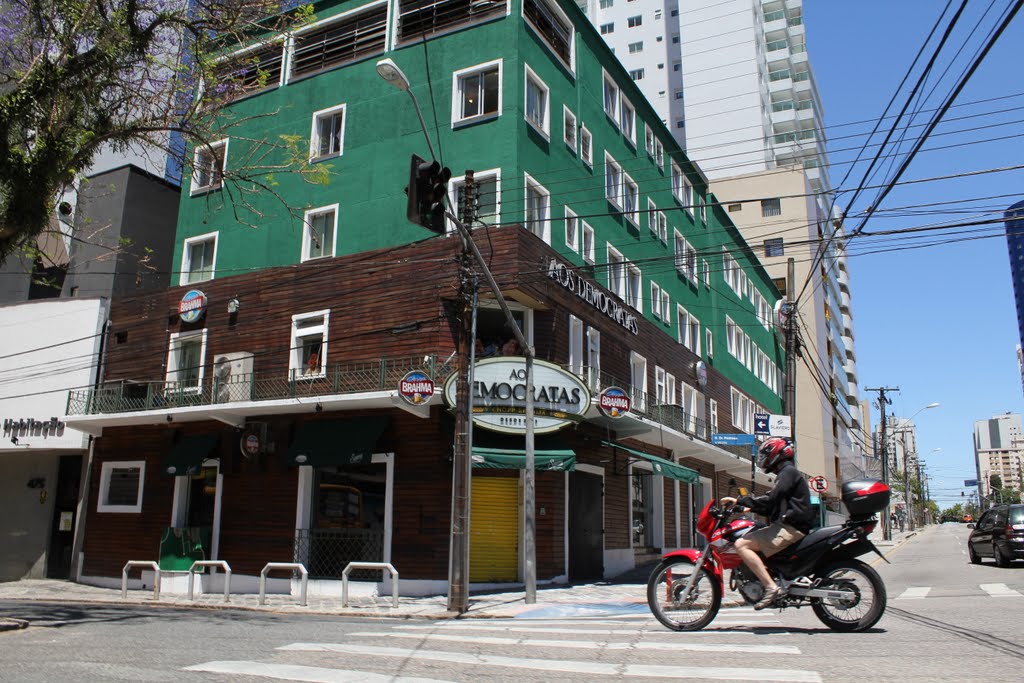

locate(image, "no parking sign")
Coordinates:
808 475 829 494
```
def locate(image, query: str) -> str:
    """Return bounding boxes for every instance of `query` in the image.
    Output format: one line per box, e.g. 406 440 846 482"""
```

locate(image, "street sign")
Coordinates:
754 413 770 435
808 475 829 494
711 433 756 446
769 414 791 437
964 479 978 487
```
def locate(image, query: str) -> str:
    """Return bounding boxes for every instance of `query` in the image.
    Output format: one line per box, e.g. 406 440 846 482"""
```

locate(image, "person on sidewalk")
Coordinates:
721 437 814 610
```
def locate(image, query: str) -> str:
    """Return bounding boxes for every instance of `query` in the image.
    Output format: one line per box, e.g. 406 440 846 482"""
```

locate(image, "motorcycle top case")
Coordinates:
840 479 891 517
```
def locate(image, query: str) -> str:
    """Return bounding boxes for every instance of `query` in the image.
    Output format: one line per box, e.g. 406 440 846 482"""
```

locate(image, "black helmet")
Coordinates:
758 437 794 473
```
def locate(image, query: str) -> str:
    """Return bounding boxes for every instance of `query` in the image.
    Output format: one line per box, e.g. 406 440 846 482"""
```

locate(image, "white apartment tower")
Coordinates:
974 414 1024 502
579 0 866 486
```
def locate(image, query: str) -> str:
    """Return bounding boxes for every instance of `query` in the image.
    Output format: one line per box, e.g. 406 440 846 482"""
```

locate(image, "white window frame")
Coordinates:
660 288 671 324
731 387 754 433
604 153 622 208
656 210 668 244
626 259 642 312
620 96 636 146
97 461 146 513
524 173 551 243
191 139 228 195
671 161 684 204
452 59 503 127
655 366 667 404
581 222 595 263
587 326 601 390
522 0 576 73
647 199 658 237
301 204 339 262
180 231 218 286
651 281 662 320
291 309 330 380
580 125 593 167
524 64 550 138
603 72 619 124
309 103 346 161
166 329 208 392
706 328 714 358
448 168 501 232
607 244 625 299
645 127 655 157
623 170 639 225
569 314 584 377
628 41 643 54
630 351 647 410
627 14 642 27
564 207 579 250
655 139 664 167
563 106 577 152
709 398 719 435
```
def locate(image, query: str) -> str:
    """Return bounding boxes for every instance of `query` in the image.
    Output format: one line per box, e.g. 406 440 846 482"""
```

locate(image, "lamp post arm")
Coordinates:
406 90 437 162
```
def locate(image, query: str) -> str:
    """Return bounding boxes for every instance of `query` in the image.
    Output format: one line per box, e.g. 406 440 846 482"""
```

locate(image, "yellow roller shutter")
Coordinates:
470 476 519 582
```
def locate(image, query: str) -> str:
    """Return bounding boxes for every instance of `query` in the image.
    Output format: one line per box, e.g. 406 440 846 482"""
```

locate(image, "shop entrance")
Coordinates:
470 476 519 582
45 455 82 579
568 468 603 582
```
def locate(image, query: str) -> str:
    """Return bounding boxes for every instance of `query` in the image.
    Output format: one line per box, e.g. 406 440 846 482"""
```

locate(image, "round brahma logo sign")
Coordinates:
598 387 631 419
178 289 208 324
399 371 434 406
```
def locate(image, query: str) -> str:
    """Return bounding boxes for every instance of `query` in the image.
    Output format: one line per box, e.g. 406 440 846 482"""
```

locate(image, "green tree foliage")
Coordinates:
0 0 318 262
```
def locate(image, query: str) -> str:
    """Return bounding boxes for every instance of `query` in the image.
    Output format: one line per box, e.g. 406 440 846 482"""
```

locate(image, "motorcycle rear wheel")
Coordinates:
810 559 886 632
646 557 722 631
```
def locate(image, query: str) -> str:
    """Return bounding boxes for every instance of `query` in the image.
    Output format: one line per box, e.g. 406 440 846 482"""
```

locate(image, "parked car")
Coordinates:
967 504 1024 567
962 514 974 523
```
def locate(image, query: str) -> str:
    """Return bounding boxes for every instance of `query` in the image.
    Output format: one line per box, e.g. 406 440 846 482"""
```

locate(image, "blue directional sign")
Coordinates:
754 413 770 435
711 433 756 446
964 479 978 487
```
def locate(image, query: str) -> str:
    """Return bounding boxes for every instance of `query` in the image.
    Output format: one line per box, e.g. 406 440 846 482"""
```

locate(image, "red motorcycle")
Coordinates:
647 479 891 632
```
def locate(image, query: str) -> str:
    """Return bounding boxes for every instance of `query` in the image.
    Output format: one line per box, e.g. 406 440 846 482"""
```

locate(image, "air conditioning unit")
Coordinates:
213 352 254 403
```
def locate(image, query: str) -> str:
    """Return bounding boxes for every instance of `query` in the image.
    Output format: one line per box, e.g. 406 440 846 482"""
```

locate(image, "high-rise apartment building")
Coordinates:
974 413 1024 503
1005 200 1024 356
580 0 866 487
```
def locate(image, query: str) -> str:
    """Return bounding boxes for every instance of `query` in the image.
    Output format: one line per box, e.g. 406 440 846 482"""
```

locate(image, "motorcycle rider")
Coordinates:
721 436 814 610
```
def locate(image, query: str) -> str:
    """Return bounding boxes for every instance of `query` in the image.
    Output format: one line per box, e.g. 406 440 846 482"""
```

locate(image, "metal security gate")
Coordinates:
470 476 519 582
569 470 603 582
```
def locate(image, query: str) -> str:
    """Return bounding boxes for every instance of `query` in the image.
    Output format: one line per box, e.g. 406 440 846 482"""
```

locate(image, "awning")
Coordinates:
162 434 220 476
471 446 576 471
288 416 390 467
601 440 699 483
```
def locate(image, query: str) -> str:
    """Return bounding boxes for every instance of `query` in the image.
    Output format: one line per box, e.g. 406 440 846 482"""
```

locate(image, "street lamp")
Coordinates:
883 402 939 539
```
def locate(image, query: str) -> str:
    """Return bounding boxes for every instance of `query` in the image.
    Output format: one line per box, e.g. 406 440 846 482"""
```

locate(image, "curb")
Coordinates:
0 618 29 632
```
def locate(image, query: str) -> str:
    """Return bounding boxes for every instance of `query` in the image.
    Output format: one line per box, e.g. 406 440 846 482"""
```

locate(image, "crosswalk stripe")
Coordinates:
277 643 821 682
395 623 778 636
895 587 931 599
980 583 1024 597
351 631 801 654
184 660 455 683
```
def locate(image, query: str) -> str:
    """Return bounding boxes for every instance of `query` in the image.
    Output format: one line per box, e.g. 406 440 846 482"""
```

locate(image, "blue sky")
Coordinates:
804 1 1024 508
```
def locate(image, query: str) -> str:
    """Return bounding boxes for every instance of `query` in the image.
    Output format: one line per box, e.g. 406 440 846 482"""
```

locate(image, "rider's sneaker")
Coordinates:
754 585 786 610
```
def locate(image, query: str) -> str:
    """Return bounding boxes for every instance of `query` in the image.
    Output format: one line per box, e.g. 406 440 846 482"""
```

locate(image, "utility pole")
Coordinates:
866 386 898 540
784 259 797 439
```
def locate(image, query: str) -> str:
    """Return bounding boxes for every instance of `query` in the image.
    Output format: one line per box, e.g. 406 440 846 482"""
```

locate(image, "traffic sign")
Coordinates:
711 433 756 446
808 475 829 494
754 413 770 435
964 479 978 487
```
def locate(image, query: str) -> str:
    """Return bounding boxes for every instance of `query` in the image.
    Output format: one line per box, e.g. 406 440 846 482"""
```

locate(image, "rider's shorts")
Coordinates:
744 522 805 557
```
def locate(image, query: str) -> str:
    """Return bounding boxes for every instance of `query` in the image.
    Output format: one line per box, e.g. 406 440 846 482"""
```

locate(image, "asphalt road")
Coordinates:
1 523 1021 682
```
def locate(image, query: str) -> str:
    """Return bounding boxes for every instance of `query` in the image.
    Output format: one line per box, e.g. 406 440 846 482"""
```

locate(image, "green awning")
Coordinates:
162 434 220 476
288 416 390 467
471 447 576 472
601 440 699 483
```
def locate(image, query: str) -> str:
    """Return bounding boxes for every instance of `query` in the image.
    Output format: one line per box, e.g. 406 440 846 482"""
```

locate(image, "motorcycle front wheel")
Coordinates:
646 557 722 631
810 559 887 632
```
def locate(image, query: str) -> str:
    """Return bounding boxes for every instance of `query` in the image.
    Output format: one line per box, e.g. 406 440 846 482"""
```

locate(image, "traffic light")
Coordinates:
405 153 452 234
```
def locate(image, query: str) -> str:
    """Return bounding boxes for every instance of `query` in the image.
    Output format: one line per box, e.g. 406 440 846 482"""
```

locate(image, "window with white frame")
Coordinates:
628 41 643 53
627 14 642 27
603 74 619 121
630 351 647 409
656 209 667 243
682 176 693 216
581 222 595 263
600 22 614 34
564 207 578 250
210 42 284 101
605 154 622 207
666 372 676 406
629 68 644 81
703 259 710 287
655 366 668 404
647 199 658 237
523 0 574 69
660 289 670 324
450 170 500 228
310 104 345 161
524 174 550 242
681 382 698 432
302 205 338 261
671 161 684 203
645 128 655 157
607 245 625 298
655 140 664 166
291 310 329 378
677 305 700 354
98 461 146 513
620 97 636 144
192 140 227 193
563 106 577 151
569 315 584 376
453 60 501 125
651 281 662 320
623 171 639 224
626 260 642 311
731 387 754 433
524 65 549 136
698 195 707 224
580 125 593 166
674 231 696 281
706 328 713 357
166 329 207 391
709 398 718 435
599 0 612 7
181 232 217 285
587 326 601 390
293 5 387 78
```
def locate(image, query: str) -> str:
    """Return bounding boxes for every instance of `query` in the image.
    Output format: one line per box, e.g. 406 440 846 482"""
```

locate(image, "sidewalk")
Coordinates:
0 528 923 631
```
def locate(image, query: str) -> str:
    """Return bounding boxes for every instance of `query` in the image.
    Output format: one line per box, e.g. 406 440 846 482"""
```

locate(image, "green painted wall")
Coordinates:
171 0 783 411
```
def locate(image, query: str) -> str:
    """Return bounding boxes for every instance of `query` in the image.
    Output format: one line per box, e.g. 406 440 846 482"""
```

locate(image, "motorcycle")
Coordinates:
647 479 891 632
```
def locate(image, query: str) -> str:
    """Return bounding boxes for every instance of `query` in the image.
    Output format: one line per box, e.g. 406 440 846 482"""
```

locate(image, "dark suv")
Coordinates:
968 504 1024 567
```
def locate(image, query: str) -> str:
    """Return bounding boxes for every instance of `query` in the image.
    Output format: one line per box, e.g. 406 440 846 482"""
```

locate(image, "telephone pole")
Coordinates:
784 259 797 438
866 386 898 540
